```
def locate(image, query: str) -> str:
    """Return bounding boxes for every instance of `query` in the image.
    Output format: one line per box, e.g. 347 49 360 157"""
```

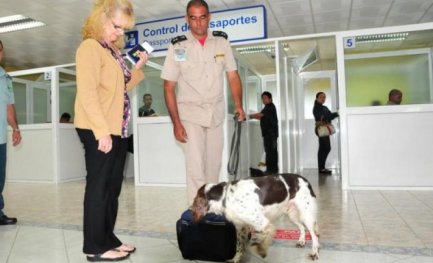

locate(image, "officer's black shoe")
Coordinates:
250 167 265 177
264 170 278 176
0 215 17 225
319 169 332 175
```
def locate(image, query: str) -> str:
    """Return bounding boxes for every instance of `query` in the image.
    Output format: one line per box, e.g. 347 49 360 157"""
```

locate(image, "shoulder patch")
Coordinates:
212 31 228 39
171 35 187 45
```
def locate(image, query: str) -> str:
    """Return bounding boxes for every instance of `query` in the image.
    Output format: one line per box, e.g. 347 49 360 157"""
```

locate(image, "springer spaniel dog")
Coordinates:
191 173 320 262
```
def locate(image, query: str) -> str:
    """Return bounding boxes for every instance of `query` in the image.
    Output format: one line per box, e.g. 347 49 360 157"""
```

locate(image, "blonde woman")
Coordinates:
74 0 147 261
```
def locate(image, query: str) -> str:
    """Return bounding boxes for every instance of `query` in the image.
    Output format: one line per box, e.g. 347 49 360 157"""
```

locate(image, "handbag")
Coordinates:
315 121 335 137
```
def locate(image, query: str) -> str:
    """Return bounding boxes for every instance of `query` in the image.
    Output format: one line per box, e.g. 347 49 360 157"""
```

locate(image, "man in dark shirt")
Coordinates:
138 93 157 117
250 91 279 174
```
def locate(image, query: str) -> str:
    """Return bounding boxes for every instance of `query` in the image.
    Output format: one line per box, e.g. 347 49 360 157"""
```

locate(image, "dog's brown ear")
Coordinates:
191 185 209 223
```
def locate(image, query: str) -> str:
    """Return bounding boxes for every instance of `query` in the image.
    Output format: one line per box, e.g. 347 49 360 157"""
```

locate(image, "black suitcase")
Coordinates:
176 209 237 262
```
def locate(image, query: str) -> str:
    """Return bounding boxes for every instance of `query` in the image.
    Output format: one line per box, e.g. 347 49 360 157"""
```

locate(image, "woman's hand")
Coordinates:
98 135 112 154
134 51 149 70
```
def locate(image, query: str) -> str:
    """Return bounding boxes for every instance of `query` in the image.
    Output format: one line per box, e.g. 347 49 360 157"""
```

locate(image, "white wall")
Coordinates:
6 125 86 183
7 127 54 182
58 125 86 182
346 108 433 188
135 119 186 185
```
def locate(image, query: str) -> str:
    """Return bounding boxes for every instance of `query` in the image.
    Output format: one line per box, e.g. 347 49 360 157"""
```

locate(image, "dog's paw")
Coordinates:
250 244 267 258
227 255 241 263
307 252 319 260
256 246 267 258
296 241 306 248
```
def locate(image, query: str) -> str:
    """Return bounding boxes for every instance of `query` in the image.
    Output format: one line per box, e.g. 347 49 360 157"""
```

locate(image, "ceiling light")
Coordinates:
236 43 293 55
236 45 275 55
0 15 45 34
355 33 409 44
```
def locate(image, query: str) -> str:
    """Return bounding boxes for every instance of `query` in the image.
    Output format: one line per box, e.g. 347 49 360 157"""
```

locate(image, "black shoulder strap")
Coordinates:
212 31 228 39
171 35 187 45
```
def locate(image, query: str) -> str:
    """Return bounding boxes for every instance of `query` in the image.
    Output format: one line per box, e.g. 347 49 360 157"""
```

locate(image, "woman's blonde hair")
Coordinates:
81 0 135 49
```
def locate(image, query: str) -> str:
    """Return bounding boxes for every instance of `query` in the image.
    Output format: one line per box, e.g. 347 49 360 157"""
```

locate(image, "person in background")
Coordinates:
60 112 72 123
161 0 245 204
74 0 147 261
249 91 279 174
313 92 338 175
0 39 21 225
387 89 402 105
138 93 157 117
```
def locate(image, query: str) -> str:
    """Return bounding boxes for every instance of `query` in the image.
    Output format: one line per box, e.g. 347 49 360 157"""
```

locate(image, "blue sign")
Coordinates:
125 5 267 52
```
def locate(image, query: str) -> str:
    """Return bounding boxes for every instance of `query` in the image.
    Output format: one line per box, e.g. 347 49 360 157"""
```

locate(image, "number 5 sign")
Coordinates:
343 37 356 49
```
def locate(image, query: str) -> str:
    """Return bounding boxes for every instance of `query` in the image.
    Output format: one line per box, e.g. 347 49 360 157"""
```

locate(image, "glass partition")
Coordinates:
344 30 433 107
12 81 27 124
232 41 276 114
33 87 49 123
135 57 167 117
11 70 77 124
59 71 76 123
280 37 337 73
231 41 276 176
11 73 50 124
225 60 248 115
246 70 261 114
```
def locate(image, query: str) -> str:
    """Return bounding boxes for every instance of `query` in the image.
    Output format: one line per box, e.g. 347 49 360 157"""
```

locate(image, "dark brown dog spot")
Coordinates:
253 175 288 205
207 182 226 201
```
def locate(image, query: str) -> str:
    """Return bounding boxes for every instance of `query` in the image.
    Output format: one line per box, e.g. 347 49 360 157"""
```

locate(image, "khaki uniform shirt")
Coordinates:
161 31 237 128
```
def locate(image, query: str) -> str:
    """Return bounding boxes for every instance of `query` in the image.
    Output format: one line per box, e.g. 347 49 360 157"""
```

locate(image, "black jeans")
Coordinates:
263 135 278 173
76 129 128 254
0 143 6 216
318 136 331 170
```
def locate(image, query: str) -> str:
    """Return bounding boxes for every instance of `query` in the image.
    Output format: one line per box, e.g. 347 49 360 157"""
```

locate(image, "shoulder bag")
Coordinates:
315 117 335 137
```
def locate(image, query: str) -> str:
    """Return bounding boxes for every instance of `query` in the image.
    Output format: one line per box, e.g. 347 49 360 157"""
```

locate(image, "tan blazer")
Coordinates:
74 39 144 139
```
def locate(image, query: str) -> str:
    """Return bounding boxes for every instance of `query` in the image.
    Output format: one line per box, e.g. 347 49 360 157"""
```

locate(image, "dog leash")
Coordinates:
227 113 242 180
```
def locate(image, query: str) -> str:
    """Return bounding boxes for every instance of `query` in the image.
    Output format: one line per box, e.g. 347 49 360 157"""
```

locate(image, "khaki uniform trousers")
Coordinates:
182 120 224 204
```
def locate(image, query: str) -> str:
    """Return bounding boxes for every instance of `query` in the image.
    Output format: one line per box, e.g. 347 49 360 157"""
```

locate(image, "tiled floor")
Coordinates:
1 169 433 263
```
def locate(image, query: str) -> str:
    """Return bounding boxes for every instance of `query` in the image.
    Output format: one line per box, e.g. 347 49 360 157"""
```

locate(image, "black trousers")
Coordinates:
263 135 278 173
318 136 331 170
76 129 128 254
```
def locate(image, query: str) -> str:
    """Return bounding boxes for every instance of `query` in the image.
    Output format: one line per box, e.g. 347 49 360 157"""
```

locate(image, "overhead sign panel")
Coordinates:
124 5 267 52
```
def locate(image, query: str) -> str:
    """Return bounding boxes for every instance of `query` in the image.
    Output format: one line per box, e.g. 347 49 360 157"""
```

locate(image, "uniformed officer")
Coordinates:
161 0 245 204
0 39 21 225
